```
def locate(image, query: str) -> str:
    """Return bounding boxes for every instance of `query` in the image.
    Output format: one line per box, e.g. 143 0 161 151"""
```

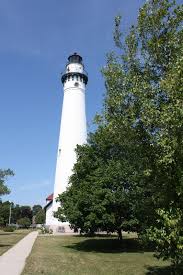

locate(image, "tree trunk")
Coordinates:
89 229 95 237
118 229 122 241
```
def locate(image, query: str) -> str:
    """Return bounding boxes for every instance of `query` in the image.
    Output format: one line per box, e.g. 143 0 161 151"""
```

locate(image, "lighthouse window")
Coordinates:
74 82 79 87
76 76 78 81
68 76 70 81
72 75 74 81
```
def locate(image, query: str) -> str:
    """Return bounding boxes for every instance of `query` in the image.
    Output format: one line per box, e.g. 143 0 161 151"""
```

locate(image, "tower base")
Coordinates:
45 203 75 234
47 222 74 234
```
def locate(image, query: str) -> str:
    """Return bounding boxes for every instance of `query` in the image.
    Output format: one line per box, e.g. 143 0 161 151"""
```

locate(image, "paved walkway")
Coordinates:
0 231 38 275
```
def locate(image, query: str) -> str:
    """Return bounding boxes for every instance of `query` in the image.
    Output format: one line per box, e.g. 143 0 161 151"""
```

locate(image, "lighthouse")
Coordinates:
45 53 88 232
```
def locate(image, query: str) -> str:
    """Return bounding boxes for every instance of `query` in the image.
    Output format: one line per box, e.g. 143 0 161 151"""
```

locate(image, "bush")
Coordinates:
17 217 31 228
35 209 45 224
40 226 53 234
146 207 183 268
3 226 16 232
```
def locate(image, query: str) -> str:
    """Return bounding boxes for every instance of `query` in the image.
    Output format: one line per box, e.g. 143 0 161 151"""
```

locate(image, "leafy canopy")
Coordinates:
35 209 45 224
56 0 183 251
0 169 14 197
17 217 31 228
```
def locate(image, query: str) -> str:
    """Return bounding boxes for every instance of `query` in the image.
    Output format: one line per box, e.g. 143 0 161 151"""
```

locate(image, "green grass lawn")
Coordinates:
0 229 31 256
22 233 173 275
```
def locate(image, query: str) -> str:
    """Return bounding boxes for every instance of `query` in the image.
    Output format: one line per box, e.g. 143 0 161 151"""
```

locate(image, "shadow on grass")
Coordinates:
74 233 116 238
0 232 22 236
0 244 11 247
0 233 13 236
146 265 183 275
64 238 153 253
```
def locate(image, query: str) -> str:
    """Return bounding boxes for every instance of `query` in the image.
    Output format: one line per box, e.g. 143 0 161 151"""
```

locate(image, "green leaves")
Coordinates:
55 131 138 236
0 169 14 197
101 0 183 258
17 217 31 228
146 207 183 267
114 15 122 49
56 0 183 255
35 209 45 224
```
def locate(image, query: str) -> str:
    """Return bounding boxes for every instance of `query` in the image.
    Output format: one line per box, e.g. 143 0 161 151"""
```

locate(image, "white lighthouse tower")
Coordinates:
46 53 88 232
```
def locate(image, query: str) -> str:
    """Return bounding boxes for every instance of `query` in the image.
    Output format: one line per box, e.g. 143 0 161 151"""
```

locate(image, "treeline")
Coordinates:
55 0 183 269
0 201 45 226
0 169 45 227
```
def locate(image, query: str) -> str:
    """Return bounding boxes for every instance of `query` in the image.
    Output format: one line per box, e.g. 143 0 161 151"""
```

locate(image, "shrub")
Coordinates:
35 209 45 224
3 226 16 232
146 207 183 268
40 226 53 234
17 217 31 228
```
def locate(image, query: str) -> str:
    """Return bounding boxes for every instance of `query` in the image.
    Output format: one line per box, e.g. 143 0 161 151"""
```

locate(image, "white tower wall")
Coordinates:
47 54 88 231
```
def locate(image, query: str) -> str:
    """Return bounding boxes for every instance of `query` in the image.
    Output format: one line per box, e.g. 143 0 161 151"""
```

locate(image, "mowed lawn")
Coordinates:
0 229 31 256
22 233 171 275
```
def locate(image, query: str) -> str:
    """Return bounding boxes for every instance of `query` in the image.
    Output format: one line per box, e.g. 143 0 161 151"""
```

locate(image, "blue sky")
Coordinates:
1 0 150 206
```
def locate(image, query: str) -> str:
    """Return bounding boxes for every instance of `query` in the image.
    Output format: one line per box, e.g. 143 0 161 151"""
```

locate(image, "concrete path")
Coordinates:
0 231 38 275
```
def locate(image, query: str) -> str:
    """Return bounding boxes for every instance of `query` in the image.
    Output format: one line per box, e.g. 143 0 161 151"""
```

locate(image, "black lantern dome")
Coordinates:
68 53 82 64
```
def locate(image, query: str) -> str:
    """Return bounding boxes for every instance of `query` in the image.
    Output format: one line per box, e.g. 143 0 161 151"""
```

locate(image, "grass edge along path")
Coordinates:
22 233 171 275
0 229 32 256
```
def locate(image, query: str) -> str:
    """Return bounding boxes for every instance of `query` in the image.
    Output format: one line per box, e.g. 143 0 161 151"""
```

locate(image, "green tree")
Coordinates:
20 206 32 221
103 0 183 264
0 216 4 226
0 201 11 225
0 201 36 226
56 128 138 239
17 217 31 228
11 204 21 223
56 0 183 260
146 207 183 268
0 169 14 225
32 205 42 216
0 169 14 198
35 209 45 224
104 0 182 262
